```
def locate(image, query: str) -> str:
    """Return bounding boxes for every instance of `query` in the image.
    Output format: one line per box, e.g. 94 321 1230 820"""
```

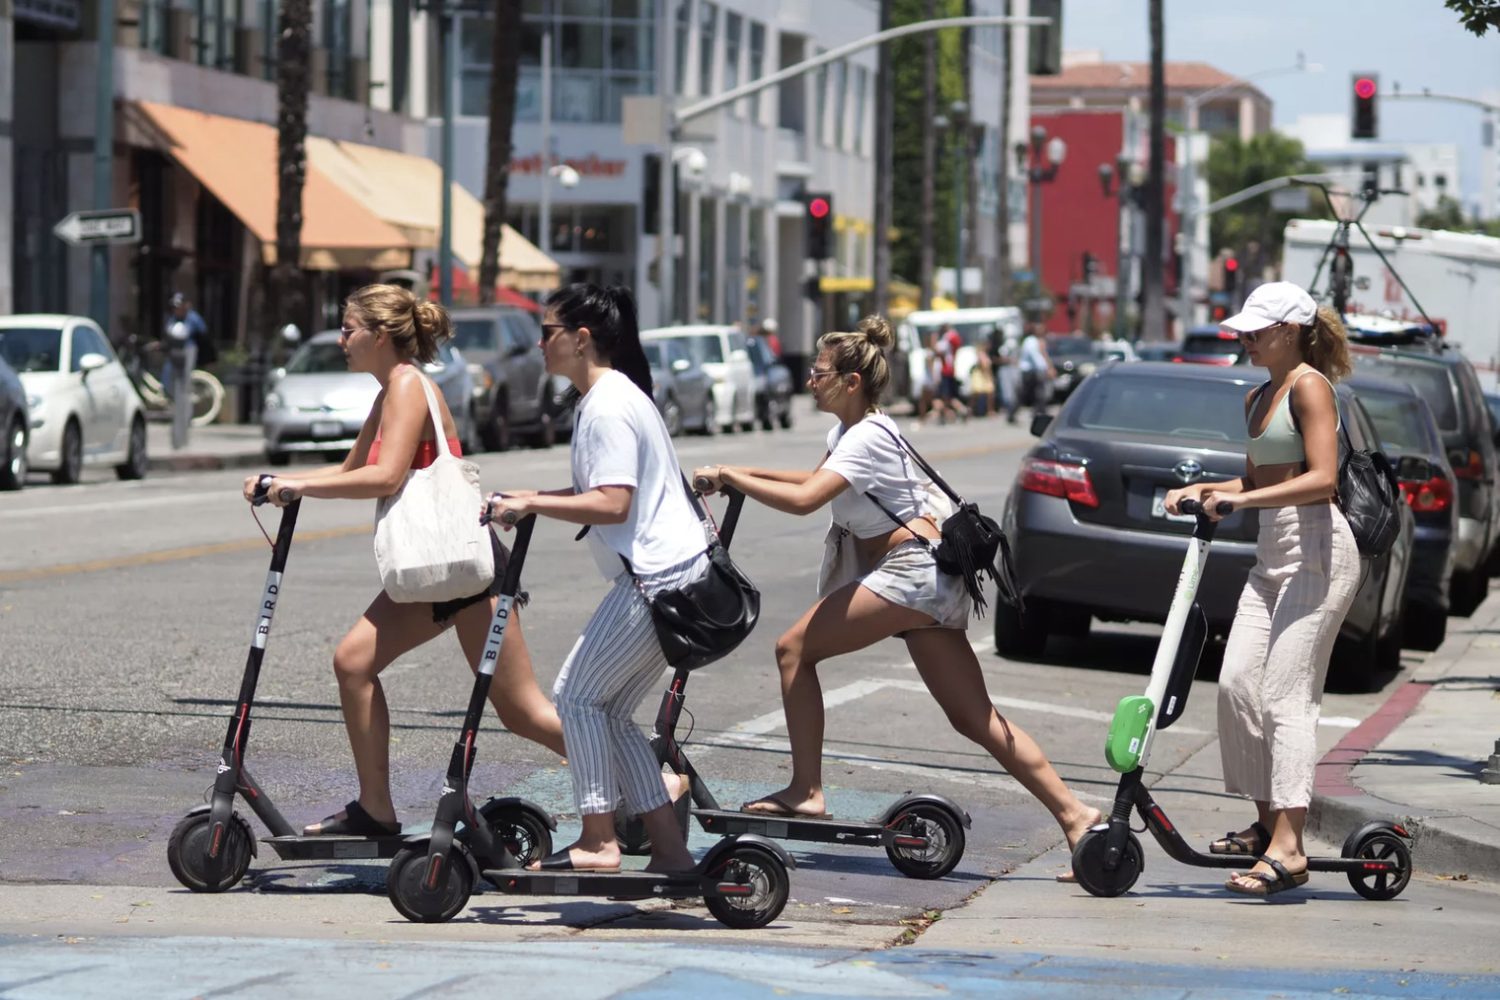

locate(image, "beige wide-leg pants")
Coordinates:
1218 503 1361 810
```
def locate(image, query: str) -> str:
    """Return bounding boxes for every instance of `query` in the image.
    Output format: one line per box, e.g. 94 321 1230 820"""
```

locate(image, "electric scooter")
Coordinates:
386 508 795 928
1068 498 1414 900
166 476 555 893
615 483 972 880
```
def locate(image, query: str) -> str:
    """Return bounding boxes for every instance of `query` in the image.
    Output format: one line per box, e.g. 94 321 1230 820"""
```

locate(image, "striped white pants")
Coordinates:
554 554 708 816
1218 503 1360 810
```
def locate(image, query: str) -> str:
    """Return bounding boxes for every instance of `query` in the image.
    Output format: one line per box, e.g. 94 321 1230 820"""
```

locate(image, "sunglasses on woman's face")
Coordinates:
807 367 845 385
540 323 570 343
1236 324 1282 345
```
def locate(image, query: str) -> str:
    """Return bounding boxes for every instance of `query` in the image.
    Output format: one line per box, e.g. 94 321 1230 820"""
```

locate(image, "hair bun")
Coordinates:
857 315 895 351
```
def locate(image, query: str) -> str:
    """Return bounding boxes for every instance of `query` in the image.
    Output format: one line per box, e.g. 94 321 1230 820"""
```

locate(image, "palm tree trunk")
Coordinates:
995 0 1012 303
273 0 311 336
1140 0 1167 339
478 0 522 305
871 0 893 319
918 0 937 310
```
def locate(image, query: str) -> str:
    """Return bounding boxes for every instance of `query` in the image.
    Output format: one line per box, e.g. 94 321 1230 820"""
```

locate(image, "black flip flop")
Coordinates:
304 800 400 837
1209 820 1270 856
1225 855 1308 897
739 793 831 820
533 849 621 873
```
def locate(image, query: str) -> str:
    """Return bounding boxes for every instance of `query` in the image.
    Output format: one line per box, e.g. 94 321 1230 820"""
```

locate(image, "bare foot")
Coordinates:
740 788 828 818
1055 807 1105 884
527 842 622 872
663 771 691 804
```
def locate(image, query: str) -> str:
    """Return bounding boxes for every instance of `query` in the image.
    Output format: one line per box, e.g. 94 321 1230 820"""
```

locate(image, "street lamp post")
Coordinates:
935 100 974 306
1099 154 1144 338
538 0 555 257
1015 124 1066 312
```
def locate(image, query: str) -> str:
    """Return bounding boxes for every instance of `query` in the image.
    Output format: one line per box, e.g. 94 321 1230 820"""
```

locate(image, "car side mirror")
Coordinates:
508 342 530 358
1396 455 1434 483
271 366 286 382
79 352 109 375
671 358 692 373
1030 413 1053 437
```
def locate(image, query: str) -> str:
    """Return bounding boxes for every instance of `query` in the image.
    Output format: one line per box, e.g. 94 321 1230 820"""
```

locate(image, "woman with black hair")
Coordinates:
484 284 701 874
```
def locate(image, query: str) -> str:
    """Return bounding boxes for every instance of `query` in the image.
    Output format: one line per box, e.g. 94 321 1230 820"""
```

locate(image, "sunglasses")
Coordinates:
807 368 846 384
540 323 571 343
1236 324 1284 345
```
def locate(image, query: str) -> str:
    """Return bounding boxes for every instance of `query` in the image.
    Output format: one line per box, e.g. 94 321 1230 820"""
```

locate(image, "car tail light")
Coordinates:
1402 474 1453 513
1020 457 1100 508
1450 449 1484 481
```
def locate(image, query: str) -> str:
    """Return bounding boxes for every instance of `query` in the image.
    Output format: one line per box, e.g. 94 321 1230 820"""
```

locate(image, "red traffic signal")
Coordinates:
808 196 831 220
803 192 834 259
1224 257 1238 272
1352 72 1379 139
1354 77 1377 100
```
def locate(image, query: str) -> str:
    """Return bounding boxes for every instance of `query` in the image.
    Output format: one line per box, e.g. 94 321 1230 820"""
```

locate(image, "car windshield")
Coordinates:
286 341 350 374
642 342 664 369
0 327 63 373
679 335 724 364
1183 334 1242 356
1049 336 1095 360
1356 389 1432 454
451 319 501 354
1351 355 1458 431
1065 375 1250 443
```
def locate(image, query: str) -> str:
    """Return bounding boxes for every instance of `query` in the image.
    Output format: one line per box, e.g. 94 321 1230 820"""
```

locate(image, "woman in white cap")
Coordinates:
1164 281 1359 898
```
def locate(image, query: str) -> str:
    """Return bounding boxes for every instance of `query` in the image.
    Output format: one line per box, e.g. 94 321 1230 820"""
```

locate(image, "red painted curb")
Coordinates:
1314 680 1433 797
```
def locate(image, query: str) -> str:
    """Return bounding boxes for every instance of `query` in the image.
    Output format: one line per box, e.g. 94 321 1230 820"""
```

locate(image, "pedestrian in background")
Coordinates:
162 292 207 397
968 335 996 418
249 284 567 837
1164 282 1359 898
759 317 783 359
1009 321 1055 425
693 315 1100 876
484 284 698 875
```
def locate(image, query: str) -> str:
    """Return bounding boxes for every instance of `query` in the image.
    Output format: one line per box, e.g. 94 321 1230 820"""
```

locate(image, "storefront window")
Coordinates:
674 0 690 95
723 11 741 96
140 0 169 54
744 20 765 119
697 2 717 97
324 0 353 99
462 3 655 123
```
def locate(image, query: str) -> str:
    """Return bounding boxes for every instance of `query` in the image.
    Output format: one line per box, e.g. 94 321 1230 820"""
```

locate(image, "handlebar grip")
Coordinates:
693 475 715 493
277 487 296 505
1179 498 1232 516
251 474 275 506
500 509 520 526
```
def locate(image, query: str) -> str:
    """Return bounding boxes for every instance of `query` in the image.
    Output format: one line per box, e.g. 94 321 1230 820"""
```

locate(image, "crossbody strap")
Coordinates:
866 420 966 506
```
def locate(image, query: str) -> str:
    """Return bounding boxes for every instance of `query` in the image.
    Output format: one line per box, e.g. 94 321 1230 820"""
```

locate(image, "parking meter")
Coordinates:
167 319 194 449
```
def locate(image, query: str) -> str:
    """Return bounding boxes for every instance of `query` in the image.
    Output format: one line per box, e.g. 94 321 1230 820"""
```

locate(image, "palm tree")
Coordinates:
477 0 522 305
1140 0 1167 340
995 0 1012 303
871 0 893 318
918 0 937 309
273 0 311 336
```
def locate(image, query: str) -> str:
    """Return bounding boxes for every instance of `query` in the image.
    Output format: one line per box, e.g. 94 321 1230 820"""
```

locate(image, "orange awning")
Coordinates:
132 101 413 271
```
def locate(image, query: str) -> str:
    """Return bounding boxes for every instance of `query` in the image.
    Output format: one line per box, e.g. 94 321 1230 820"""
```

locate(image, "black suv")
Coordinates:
1350 343 1500 615
449 306 556 451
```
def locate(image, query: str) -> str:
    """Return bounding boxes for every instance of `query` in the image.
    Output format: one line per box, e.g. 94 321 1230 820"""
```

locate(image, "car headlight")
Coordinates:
263 392 283 411
26 393 43 410
468 363 493 393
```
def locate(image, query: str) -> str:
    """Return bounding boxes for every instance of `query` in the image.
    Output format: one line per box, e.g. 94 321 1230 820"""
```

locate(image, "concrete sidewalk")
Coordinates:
146 419 267 473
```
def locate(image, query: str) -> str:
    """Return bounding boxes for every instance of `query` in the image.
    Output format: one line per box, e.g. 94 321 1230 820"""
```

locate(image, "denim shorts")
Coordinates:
858 539 969 631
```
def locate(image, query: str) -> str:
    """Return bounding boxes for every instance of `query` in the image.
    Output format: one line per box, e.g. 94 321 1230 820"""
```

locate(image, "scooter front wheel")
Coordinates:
167 810 254 892
703 844 790 929
883 802 966 880
387 842 476 923
1344 827 1413 901
1071 827 1144 898
479 802 553 869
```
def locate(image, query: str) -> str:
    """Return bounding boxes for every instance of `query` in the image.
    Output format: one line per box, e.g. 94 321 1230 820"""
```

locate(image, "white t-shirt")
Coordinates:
821 413 930 539
570 369 706 578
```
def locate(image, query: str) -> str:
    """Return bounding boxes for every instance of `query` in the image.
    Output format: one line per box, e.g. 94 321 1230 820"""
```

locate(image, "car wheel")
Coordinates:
698 396 718 437
529 411 557 449
1403 602 1447 652
778 396 794 430
994 598 1050 658
114 416 148 480
0 413 26 490
482 397 512 452
51 420 83 485
1451 567 1489 617
662 395 683 437
266 450 291 467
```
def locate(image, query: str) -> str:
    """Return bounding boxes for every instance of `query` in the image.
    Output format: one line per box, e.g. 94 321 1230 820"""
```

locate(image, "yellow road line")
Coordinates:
0 524 370 585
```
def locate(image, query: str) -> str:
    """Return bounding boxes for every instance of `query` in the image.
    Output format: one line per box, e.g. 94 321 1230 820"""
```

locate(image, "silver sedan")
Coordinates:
262 330 476 465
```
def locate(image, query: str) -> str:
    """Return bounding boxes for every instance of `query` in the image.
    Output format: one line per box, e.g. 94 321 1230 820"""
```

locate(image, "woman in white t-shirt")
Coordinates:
694 316 1100 878
484 285 702 875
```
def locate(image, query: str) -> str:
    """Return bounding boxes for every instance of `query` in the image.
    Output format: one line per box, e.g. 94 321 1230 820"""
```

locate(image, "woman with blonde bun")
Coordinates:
694 316 1099 875
246 284 566 837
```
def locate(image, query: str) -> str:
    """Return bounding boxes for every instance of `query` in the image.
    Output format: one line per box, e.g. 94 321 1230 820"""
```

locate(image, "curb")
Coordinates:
1309 591 1500 881
148 451 268 473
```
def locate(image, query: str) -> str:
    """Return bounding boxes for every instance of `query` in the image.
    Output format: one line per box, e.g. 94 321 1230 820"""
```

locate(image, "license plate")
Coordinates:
310 420 343 439
1152 487 1195 523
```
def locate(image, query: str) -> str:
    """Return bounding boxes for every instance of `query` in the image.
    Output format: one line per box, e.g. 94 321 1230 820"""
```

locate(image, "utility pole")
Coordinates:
91 0 116 331
995 0 1013 304
919 0 937 310
871 0 894 319
1139 0 1167 340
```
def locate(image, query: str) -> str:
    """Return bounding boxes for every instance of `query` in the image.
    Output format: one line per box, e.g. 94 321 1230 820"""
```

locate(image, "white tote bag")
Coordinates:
373 374 495 602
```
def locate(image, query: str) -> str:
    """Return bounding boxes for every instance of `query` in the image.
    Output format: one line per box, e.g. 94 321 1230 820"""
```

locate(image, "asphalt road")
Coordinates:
4 400 1493 970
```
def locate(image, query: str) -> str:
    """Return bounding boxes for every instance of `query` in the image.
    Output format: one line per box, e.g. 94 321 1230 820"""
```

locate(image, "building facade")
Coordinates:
433 0 881 372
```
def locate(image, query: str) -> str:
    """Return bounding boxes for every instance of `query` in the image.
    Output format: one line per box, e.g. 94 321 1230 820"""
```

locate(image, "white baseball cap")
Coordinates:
1220 281 1317 333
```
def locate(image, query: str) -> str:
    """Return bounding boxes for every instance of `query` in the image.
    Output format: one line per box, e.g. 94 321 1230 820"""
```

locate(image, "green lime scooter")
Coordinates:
1068 498 1413 900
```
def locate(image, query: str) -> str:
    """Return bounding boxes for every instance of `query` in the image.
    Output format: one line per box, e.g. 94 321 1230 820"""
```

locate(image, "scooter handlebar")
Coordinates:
251 474 275 507
1179 498 1234 516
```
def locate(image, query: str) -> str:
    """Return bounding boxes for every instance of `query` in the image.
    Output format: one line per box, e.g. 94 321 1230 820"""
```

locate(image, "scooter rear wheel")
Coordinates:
387 843 475 923
167 810 254 892
1071 827 1144 897
703 844 789 929
883 802 966 880
1344 827 1413 900
480 802 553 869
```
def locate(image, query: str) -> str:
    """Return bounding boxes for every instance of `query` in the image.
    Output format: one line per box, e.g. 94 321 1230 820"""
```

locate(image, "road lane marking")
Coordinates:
0 524 370 585
0 489 227 519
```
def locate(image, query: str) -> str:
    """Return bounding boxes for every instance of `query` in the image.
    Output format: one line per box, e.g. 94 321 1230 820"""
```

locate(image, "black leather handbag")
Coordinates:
1335 423 1401 557
621 479 760 671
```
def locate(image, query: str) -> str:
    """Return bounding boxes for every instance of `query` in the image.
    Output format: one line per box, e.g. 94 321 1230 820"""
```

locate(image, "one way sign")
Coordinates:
52 209 142 247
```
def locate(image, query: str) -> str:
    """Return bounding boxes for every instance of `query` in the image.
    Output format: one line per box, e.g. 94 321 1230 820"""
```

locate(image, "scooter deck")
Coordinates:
481 867 706 900
693 808 886 846
262 833 409 861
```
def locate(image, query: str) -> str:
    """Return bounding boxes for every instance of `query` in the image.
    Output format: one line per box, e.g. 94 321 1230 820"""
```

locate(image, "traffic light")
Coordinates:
804 192 833 259
1351 73 1379 139
1223 255 1240 300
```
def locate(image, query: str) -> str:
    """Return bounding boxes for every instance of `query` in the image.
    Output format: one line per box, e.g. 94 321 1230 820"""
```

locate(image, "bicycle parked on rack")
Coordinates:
118 335 226 427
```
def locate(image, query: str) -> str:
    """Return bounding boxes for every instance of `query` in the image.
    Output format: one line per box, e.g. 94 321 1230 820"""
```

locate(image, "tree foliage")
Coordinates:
1445 0 1500 36
1205 131 1328 267
889 0 966 286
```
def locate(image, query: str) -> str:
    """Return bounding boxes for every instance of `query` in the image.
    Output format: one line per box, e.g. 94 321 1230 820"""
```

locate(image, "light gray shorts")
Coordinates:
858 539 970 631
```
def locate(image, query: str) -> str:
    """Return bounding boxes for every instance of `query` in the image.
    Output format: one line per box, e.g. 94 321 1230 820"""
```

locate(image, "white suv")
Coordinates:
641 325 756 433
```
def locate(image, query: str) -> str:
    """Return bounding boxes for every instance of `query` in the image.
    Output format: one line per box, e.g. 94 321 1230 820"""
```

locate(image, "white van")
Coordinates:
641 325 756 432
894 306 1024 404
